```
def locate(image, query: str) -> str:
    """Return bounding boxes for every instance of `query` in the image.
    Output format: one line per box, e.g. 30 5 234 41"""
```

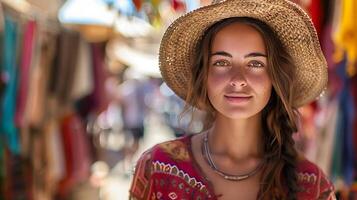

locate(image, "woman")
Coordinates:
129 0 335 199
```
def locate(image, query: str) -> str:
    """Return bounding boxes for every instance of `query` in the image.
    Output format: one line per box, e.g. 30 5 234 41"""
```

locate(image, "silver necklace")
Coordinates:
202 132 264 181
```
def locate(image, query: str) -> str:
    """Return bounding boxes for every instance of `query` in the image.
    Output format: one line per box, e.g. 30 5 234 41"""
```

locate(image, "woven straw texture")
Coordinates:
159 0 327 108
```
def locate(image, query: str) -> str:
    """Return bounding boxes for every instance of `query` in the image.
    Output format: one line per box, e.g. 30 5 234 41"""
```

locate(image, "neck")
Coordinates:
207 113 264 162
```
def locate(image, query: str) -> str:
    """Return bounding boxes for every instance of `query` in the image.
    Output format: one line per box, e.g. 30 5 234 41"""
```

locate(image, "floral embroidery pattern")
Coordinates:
297 172 317 184
152 161 209 195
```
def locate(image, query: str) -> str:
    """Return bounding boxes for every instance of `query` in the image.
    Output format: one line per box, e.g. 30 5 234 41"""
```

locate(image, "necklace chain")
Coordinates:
202 132 264 181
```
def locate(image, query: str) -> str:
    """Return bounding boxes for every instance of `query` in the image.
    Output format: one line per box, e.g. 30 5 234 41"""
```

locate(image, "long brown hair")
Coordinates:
184 17 300 199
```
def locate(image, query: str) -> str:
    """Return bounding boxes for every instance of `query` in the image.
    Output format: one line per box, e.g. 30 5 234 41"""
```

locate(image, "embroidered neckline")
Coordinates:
152 161 210 195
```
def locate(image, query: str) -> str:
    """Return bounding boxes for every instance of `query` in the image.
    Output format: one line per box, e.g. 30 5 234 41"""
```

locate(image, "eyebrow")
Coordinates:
210 51 267 58
244 52 267 58
210 51 232 57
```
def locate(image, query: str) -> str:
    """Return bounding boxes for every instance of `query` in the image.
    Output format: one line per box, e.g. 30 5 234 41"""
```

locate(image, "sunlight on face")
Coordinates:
207 22 272 120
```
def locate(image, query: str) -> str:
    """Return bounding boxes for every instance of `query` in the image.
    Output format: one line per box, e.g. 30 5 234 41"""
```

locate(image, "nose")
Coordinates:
230 67 247 87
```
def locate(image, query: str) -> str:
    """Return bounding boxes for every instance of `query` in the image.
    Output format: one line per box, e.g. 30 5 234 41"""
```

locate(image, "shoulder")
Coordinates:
133 134 192 172
150 135 192 162
129 136 192 199
295 156 336 200
132 135 191 175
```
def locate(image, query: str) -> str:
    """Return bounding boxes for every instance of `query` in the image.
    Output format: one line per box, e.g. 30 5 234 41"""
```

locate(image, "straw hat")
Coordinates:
159 0 328 108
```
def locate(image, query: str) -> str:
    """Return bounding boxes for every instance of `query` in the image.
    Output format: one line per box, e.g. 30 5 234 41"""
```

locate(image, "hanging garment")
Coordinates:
315 97 339 175
331 60 355 186
45 117 66 198
88 42 109 113
323 24 343 98
69 38 94 101
14 20 36 127
0 15 20 154
27 29 58 128
31 128 48 200
57 112 91 199
333 0 357 77
48 30 80 107
351 73 357 176
3 149 32 200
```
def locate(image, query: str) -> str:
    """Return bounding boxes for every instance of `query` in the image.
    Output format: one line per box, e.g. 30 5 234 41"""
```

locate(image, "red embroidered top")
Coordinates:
129 135 335 200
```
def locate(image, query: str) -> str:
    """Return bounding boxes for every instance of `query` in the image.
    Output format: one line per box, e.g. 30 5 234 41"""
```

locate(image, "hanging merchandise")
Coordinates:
172 0 186 12
88 42 110 113
132 0 143 11
0 4 4 108
48 30 80 107
333 0 357 77
70 38 94 101
14 20 36 128
26 29 59 129
57 111 91 199
3 149 32 200
0 1 117 199
113 0 158 30
330 60 355 187
0 14 20 155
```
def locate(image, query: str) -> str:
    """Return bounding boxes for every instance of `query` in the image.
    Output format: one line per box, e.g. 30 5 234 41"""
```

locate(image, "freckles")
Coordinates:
207 73 228 97
208 70 228 84
247 73 272 92
248 74 268 85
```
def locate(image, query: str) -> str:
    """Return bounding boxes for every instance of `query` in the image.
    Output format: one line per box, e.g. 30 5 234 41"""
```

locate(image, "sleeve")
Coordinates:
129 149 153 200
317 171 337 200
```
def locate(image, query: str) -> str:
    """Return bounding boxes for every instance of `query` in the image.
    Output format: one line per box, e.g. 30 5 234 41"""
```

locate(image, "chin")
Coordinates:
226 112 259 120
217 105 265 120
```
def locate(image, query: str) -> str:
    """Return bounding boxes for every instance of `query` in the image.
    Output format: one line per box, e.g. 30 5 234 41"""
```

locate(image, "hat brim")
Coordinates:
159 0 327 108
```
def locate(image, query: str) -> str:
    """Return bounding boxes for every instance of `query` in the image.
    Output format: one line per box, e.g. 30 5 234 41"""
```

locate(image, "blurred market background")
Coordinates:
0 0 356 199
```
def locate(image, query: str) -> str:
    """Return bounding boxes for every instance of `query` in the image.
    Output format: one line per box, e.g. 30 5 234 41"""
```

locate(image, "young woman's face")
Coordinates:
207 22 272 119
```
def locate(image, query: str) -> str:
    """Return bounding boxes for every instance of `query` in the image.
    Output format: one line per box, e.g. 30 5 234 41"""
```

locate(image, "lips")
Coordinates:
224 95 252 103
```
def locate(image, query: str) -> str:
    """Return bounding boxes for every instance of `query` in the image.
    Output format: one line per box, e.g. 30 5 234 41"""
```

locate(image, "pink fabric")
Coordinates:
15 20 36 127
130 135 336 199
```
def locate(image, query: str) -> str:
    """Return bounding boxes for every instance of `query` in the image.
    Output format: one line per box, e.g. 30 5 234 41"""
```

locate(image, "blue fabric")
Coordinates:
0 15 20 154
339 82 355 185
332 58 355 185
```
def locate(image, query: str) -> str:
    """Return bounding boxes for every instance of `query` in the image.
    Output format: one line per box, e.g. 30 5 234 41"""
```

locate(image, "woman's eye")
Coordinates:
248 61 264 68
213 60 230 67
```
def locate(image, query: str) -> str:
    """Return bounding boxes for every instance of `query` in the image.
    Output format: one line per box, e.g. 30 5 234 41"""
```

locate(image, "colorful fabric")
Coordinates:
0 15 20 154
129 135 336 200
330 59 355 186
332 0 357 77
15 20 36 127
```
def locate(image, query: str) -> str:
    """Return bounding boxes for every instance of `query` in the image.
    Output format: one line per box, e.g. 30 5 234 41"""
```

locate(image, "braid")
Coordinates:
259 90 300 199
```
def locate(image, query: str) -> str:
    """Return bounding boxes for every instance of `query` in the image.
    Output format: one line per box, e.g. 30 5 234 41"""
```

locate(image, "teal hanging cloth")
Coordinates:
0 15 20 154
